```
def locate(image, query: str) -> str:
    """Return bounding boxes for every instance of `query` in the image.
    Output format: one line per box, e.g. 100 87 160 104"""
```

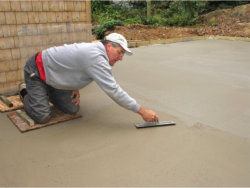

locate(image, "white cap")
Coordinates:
105 33 133 56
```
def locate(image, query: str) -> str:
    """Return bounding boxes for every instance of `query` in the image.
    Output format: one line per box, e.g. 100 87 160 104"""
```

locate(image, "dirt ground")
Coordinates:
97 4 250 41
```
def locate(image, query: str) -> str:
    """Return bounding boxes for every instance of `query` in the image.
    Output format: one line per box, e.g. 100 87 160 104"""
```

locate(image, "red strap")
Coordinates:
36 52 46 82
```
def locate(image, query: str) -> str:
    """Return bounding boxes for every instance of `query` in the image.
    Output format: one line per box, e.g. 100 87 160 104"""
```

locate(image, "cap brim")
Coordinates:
121 44 133 56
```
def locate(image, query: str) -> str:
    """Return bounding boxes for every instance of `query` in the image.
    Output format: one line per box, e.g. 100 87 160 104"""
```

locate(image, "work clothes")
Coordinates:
41 42 140 112
24 54 79 123
23 42 140 123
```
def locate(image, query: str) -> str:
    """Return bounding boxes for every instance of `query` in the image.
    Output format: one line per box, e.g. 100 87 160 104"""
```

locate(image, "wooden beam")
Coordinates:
0 96 13 107
16 109 35 127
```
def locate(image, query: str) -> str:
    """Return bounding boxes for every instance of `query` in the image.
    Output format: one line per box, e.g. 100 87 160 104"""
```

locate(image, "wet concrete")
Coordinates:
0 39 250 186
120 39 250 138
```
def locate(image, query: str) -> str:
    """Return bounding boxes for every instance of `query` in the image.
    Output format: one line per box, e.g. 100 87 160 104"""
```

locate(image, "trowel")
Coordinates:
135 120 175 128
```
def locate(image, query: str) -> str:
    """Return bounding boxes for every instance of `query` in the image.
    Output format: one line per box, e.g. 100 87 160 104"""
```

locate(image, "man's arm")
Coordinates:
87 61 159 122
87 61 140 112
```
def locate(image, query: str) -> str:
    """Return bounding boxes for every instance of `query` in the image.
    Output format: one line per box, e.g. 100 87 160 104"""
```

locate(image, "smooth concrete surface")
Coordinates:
0 39 250 187
121 39 250 139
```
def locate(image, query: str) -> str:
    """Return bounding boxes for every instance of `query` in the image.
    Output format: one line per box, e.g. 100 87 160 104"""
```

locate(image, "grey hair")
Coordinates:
101 40 120 48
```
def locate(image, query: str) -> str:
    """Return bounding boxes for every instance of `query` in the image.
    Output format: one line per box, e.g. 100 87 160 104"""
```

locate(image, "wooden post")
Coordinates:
147 0 151 20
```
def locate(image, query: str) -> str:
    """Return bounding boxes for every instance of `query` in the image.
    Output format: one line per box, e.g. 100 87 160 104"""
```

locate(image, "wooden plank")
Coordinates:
0 95 13 107
7 107 81 132
16 109 35 127
0 95 23 112
0 95 52 112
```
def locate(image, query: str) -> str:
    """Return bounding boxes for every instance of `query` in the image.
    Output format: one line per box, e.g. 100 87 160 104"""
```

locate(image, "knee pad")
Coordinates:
35 113 51 124
65 105 80 114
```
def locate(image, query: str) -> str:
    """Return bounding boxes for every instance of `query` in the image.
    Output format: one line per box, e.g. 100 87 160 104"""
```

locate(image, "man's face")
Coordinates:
106 42 125 66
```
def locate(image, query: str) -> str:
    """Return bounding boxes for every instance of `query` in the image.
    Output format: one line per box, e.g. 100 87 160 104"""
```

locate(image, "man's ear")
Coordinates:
105 42 112 53
107 42 112 48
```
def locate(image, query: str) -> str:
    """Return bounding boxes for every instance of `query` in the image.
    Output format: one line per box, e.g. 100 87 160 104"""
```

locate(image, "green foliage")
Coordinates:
93 20 124 40
150 14 167 26
91 1 249 28
209 18 218 26
163 1 207 26
124 15 142 25
92 1 143 25
195 23 205 28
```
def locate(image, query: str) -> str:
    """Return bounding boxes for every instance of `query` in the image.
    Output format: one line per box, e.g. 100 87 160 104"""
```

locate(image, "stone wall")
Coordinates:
0 0 92 95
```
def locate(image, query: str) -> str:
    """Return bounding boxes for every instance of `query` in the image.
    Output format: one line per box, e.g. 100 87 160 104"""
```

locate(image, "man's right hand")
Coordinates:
137 107 158 122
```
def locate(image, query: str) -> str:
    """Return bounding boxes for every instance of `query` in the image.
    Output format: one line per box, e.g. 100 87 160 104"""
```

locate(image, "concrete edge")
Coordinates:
92 35 250 48
127 35 250 48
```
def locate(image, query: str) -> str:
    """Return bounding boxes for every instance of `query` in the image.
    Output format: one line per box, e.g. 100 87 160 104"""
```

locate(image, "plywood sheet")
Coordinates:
8 107 81 132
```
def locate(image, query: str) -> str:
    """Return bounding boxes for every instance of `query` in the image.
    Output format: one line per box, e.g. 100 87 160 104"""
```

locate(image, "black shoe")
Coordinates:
18 82 27 103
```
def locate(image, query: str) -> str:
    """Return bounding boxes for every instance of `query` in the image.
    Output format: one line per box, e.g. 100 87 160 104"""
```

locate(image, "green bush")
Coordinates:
93 20 124 39
91 1 250 27
164 2 200 26
151 14 167 26
124 15 142 24
209 18 218 26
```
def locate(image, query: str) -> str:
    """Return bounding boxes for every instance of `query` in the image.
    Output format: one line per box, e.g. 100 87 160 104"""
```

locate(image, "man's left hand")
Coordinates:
71 90 80 105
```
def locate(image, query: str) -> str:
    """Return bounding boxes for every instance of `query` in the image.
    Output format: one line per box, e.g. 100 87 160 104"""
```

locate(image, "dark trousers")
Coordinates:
23 54 79 124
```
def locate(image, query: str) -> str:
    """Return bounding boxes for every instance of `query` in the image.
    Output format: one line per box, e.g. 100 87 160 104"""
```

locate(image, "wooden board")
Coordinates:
7 107 81 132
0 95 23 112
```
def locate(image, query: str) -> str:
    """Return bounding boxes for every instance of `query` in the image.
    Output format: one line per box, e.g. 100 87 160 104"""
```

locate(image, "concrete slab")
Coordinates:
119 39 250 139
0 39 249 187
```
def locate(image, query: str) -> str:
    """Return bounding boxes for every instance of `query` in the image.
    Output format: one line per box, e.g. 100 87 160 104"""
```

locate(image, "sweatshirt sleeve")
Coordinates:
86 60 140 113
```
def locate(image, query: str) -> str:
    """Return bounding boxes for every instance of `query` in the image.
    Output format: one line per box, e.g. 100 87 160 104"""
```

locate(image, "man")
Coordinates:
19 33 158 124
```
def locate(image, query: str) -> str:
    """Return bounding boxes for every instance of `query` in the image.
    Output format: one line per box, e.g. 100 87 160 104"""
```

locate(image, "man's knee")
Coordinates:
64 105 80 114
34 113 51 124
69 105 80 114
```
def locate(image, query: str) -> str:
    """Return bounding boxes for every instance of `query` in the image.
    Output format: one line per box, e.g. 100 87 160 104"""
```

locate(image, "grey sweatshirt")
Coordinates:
41 42 140 113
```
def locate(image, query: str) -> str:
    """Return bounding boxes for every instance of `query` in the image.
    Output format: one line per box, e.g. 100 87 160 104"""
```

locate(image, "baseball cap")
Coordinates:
105 33 133 56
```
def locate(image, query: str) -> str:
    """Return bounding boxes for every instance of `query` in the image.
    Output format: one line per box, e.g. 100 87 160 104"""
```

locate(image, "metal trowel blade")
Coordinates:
135 121 175 128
